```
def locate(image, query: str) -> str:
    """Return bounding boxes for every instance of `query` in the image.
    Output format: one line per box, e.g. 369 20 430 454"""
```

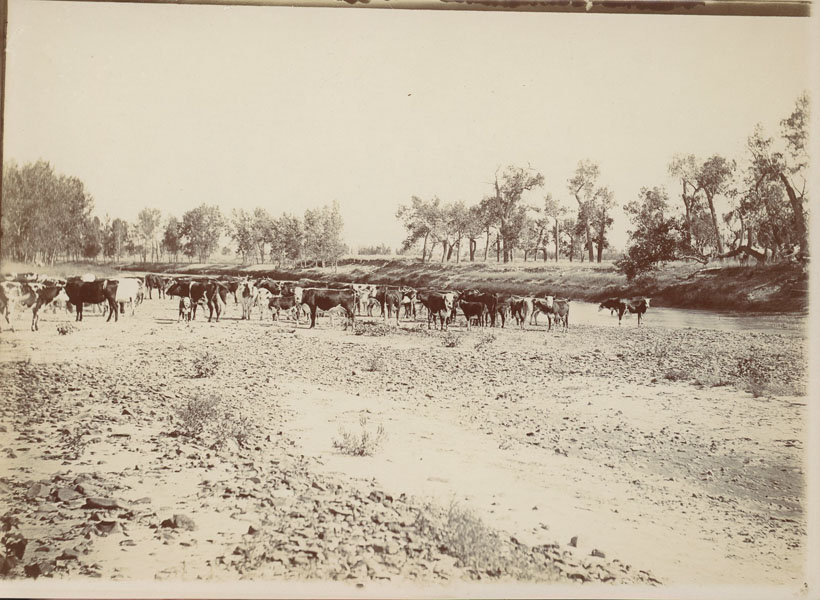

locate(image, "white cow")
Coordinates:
114 278 144 316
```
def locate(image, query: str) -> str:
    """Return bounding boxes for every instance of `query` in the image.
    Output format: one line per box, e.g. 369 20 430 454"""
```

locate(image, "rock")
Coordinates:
0 425 7 432
83 497 122 510
569 535 578 547
161 514 196 531
591 548 606 558
96 521 120 535
55 487 80 502
24 560 54 578
57 548 80 561
0 555 17 576
4 533 27 559
26 482 51 499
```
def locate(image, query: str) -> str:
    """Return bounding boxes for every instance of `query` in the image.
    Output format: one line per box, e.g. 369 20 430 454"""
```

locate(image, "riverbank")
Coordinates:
112 258 808 313
0 297 808 591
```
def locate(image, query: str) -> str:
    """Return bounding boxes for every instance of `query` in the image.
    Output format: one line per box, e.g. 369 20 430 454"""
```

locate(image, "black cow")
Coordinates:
373 286 403 324
598 297 622 316
144 274 167 299
458 299 486 330
301 288 356 329
625 298 651 326
65 278 119 322
460 291 499 327
268 294 302 322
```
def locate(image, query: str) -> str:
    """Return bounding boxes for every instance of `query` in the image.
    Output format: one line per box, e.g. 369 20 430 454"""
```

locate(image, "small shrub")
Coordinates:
333 415 386 456
364 356 385 372
62 428 89 460
176 394 221 437
192 350 221 378
474 332 496 351
664 368 688 381
56 323 76 336
354 321 391 337
442 331 463 348
414 500 509 573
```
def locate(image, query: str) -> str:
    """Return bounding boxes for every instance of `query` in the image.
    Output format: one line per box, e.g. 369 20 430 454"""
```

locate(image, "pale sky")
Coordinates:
3 1 813 253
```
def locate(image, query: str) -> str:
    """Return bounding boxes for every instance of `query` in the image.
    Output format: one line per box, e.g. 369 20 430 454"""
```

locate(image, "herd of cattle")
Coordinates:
0 271 652 333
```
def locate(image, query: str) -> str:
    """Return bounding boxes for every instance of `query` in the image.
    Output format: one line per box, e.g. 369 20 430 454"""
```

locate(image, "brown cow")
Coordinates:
301 288 356 329
458 299 486 330
417 291 455 331
64 278 119 323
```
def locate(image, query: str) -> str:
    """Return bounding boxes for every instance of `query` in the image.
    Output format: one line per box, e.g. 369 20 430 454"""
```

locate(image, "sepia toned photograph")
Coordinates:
0 0 816 597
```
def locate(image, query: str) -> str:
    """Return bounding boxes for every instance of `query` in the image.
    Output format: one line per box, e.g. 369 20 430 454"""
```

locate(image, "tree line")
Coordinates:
0 162 346 268
397 161 616 264
618 91 809 279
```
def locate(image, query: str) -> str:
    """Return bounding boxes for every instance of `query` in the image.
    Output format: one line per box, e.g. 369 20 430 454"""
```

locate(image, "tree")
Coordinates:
251 208 274 264
616 187 684 280
590 187 616 263
567 160 602 262
229 209 255 263
543 193 566 262
82 216 104 261
696 155 735 256
135 208 162 263
270 214 303 266
490 166 544 262
744 92 810 258
180 205 224 263
162 216 183 263
396 196 444 262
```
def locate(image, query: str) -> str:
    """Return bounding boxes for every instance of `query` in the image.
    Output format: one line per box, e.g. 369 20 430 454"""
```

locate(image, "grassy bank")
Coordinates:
111 257 807 313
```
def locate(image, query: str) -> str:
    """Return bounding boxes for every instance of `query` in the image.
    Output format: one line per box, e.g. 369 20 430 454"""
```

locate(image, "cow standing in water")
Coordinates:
599 298 651 326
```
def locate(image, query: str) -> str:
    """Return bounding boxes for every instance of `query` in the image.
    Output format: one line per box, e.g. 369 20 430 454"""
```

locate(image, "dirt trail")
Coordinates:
0 297 808 592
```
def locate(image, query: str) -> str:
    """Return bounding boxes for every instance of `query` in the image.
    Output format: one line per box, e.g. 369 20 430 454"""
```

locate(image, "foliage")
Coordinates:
180 204 224 263
333 415 387 456
616 187 683 280
567 160 616 263
162 216 183 262
442 330 463 348
56 322 77 335
192 350 221 378
1 160 94 263
175 393 252 448
358 243 392 255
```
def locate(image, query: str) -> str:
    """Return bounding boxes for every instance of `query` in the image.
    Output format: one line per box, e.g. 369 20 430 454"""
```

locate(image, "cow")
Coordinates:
510 296 532 329
252 287 274 320
0 282 37 331
544 296 570 331
64 278 119 322
493 295 513 328
165 279 228 322
115 278 144 316
598 297 623 316
255 278 282 296
268 293 302 323
238 280 257 320
178 297 193 322
460 291 499 327
144 274 167 299
417 291 455 331
400 287 418 320
300 288 356 329
531 297 554 327
624 298 651 326
222 278 243 304
458 299 486 330
373 286 403 324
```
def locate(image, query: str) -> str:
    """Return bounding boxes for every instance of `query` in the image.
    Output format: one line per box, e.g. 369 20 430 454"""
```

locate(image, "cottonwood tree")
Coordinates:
696 155 735 256
490 166 545 262
396 196 444 262
135 208 163 263
568 161 616 263
162 216 183 262
229 209 256 263
180 204 224 263
616 186 683 279
543 193 566 262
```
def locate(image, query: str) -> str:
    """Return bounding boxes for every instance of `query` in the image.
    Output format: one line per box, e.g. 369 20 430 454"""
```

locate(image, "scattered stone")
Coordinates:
160 514 196 531
24 560 55 578
591 549 606 558
569 536 578 547
55 487 81 502
26 482 51 500
83 497 122 510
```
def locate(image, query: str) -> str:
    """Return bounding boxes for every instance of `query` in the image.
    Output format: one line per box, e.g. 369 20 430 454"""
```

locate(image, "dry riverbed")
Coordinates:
0 298 809 595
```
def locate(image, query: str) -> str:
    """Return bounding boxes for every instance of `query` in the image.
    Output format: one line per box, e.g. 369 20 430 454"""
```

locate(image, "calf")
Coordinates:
64 278 119 322
460 291 499 327
178 297 193 322
268 293 302 323
509 296 531 329
545 296 570 331
239 280 256 320
531 297 554 327
458 299 486 330
374 287 403 324
166 279 228 322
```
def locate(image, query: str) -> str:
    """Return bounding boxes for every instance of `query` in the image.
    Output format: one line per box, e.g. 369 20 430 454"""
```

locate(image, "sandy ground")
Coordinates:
0 297 809 595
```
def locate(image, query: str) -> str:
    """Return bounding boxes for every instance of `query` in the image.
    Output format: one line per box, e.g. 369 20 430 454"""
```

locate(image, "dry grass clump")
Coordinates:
56 322 77 335
333 415 386 456
353 321 391 337
364 356 385 372
442 330 463 348
474 332 496 351
192 350 221 378
414 500 510 575
175 393 252 449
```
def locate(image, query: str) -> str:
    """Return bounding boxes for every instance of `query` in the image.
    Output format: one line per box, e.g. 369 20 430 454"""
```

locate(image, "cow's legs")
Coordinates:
309 305 318 328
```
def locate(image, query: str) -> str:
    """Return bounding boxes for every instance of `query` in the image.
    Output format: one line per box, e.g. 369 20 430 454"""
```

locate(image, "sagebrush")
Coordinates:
333 415 386 456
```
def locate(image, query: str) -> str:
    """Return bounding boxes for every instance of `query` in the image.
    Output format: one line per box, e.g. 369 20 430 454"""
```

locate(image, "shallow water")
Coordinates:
550 300 808 337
